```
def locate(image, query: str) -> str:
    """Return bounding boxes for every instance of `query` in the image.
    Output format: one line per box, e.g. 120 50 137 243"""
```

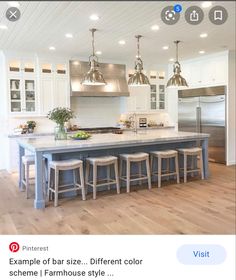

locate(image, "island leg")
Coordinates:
18 144 25 191
34 151 46 209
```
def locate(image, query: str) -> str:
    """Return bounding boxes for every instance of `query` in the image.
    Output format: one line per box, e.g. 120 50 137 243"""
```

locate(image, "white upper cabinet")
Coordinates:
126 70 167 113
180 52 228 88
127 86 150 112
5 54 70 116
39 61 70 115
7 58 38 115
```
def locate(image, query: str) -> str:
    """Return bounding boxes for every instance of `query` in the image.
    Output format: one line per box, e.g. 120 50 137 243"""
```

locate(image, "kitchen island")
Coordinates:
17 130 209 209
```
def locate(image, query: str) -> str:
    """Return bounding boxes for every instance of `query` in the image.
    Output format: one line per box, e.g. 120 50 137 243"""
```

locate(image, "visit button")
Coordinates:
177 244 226 265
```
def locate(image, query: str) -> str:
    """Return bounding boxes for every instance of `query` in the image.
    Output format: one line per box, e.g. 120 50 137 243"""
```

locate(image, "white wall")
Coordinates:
227 51 236 165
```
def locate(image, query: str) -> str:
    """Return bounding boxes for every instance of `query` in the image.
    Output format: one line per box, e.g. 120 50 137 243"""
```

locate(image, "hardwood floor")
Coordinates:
0 163 235 234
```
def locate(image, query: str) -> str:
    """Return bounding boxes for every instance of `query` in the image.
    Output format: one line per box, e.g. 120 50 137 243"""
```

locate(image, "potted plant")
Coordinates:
26 120 36 133
47 107 75 140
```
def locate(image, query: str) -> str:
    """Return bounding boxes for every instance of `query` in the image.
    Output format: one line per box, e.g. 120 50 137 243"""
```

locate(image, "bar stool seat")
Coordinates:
120 152 149 161
150 150 179 188
48 159 85 207
22 155 35 165
178 147 204 183
119 152 151 192
178 147 202 153
87 156 117 165
49 159 83 169
85 156 120 199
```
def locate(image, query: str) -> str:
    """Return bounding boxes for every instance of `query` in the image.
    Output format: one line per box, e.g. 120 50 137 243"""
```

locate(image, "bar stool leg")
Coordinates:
175 155 180 184
119 159 123 187
21 163 25 190
107 165 111 190
166 158 170 180
79 166 86 201
93 164 97 199
199 152 204 179
54 168 59 207
183 154 187 183
150 154 153 174
48 167 53 201
126 160 130 193
73 169 77 187
85 161 90 195
138 162 142 186
26 163 30 199
114 161 120 194
158 156 162 188
191 156 194 177
146 158 151 190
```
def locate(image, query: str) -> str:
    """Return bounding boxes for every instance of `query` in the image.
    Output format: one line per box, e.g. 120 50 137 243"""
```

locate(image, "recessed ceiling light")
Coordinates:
199 50 205 54
90 14 100 21
8 1 20 7
65 33 73 38
201 2 212 8
96 51 102 55
151 25 160 31
118 40 126 45
169 58 174 62
0 25 8 30
162 46 169 50
49 46 56 51
200 33 208 38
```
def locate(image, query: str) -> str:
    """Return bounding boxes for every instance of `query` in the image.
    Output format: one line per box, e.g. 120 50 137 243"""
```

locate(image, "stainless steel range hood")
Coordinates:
70 60 129 97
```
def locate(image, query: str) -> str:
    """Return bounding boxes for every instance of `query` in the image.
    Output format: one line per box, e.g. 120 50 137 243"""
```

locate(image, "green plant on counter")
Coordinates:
26 120 36 129
47 107 75 126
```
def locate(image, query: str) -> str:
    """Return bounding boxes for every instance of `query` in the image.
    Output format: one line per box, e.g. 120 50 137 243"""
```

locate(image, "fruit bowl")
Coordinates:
70 131 91 140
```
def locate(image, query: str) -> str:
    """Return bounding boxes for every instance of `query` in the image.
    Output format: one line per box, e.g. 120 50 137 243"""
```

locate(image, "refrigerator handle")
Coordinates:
196 107 201 133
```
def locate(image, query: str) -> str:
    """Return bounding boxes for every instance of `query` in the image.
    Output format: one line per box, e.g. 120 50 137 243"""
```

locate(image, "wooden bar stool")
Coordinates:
21 155 46 199
150 150 180 188
85 156 120 199
119 152 151 193
178 147 204 183
48 159 85 207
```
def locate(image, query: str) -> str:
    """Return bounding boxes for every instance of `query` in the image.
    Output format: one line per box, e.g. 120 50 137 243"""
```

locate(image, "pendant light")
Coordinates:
167 40 188 88
128 35 150 86
81 28 106 86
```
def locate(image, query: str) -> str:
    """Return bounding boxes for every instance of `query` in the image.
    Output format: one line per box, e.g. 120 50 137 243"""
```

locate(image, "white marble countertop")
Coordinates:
8 126 175 138
17 130 209 153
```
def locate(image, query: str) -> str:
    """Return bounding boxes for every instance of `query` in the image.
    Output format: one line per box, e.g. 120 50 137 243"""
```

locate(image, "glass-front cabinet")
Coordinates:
8 59 37 114
25 80 36 112
149 70 166 111
150 83 166 110
10 79 21 112
9 78 36 113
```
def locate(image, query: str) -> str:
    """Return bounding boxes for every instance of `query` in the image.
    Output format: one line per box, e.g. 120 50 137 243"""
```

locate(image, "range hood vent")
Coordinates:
70 60 129 97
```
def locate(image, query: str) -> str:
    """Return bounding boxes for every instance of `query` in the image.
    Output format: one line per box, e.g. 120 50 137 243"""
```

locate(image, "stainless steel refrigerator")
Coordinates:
178 86 226 163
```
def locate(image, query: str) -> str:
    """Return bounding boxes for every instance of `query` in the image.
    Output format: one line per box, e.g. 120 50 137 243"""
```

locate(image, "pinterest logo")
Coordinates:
9 242 20 253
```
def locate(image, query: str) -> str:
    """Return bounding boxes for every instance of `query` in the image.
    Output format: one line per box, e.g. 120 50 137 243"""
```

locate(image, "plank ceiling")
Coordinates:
0 1 235 64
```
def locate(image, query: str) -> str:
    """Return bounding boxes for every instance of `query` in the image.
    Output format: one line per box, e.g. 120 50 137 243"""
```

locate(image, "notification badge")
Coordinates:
9 242 20 253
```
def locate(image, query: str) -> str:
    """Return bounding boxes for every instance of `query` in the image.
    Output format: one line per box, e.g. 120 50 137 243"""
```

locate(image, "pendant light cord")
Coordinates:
136 35 142 58
91 29 96 57
174 40 180 62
